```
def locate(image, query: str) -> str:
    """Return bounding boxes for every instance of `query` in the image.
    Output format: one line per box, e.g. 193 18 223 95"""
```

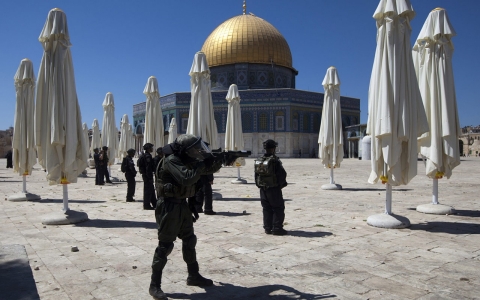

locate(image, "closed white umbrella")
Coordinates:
144 76 164 148
35 8 88 221
318 66 343 190
414 8 460 215
128 123 135 152
8 58 40 201
168 117 177 144
186 51 218 149
101 92 117 166
79 122 89 177
118 114 130 161
366 0 428 228
225 84 246 183
90 119 101 157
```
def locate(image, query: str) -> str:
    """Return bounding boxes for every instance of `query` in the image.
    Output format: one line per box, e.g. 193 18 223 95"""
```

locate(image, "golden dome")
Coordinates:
201 14 293 70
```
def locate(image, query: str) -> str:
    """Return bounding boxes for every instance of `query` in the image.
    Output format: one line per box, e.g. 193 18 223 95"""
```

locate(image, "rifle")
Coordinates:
211 148 252 166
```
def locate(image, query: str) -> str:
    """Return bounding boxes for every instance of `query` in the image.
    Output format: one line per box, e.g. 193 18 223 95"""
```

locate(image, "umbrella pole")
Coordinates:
385 183 392 215
432 178 439 205
63 184 69 212
237 167 241 180
330 168 335 184
22 175 27 194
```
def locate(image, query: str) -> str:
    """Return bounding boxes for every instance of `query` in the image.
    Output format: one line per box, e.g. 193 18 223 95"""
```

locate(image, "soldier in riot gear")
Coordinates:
153 147 164 173
122 148 137 202
254 139 288 235
140 143 156 210
149 134 223 300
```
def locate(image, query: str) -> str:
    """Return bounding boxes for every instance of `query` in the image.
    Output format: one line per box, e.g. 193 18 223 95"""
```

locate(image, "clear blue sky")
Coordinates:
1 1 478 130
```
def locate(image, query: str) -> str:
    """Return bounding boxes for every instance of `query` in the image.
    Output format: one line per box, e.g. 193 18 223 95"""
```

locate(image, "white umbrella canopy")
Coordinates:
82 123 89 160
366 0 429 187
35 8 88 185
186 51 218 149
128 124 135 151
318 66 343 169
143 76 164 148
413 8 460 179
90 118 101 157
118 114 130 161
101 92 117 165
225 84 244 152
12 58 36 176
168 117 177 144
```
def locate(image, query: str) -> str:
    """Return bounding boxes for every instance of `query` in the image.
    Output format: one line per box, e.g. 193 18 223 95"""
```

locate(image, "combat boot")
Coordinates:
186 262 213 286
149 286 167 300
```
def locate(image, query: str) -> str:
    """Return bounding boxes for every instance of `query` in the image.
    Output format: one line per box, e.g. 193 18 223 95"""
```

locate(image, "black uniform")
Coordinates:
255 153 288 232
5 150 13 168
194 174 214 213
122 155 137 201
141 152 156 209
103 151 112 183
94 152 105 185
151 153 222 289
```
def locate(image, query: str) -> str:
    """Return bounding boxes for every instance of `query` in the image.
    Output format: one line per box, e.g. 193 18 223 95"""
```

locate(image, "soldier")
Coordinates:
139 143 156 210
194 174 215 215
102 146 112 184
5 150 13 168
149 134 223 300
94 148 105 185
152 147 164 174
254 139 288 235
122 148 137 202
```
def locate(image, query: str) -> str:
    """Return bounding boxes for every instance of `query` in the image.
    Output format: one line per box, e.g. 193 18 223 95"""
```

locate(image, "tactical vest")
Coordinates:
254 155 278 188
155 157 196 199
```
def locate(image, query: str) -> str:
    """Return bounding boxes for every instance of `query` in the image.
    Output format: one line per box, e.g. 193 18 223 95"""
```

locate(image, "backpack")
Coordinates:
121 158 126 173
137 154 146 174
254 155 278 188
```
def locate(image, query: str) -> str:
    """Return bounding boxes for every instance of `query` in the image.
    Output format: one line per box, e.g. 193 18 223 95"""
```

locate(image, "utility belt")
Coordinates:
164 197 186 204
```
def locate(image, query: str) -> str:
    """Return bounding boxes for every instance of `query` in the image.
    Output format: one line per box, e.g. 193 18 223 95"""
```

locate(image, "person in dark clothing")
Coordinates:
102 146 112 183
149 134 224 300
94 148 105 185
140 143 156 210
122 148 137 202
5 150 13 168
153 147 164 173
194 174 215 215
254 139 288 236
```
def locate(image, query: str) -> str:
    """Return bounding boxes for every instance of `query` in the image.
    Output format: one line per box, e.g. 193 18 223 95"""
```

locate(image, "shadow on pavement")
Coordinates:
342 187 412 192
74 219 156 229
0 180 24 183
409 222 480 234
455 210 480 218
168 282 336 299
287 231 333 238
218 198 292 202
29 198 106 204
214 212 252 217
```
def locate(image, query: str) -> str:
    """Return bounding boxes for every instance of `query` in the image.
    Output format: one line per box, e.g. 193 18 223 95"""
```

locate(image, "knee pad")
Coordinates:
182 234 197 250
156 242 174 258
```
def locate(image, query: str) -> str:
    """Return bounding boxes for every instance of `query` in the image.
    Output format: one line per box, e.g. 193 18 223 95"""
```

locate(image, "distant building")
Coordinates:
0 127 13 158
460 126 480 156
133 5 361 157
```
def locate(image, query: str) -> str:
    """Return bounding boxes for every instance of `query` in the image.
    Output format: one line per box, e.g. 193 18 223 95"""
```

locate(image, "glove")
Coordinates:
188 198 199 222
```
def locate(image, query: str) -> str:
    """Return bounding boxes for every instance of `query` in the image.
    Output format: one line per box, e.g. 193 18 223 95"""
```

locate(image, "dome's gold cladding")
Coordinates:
201 14 293 69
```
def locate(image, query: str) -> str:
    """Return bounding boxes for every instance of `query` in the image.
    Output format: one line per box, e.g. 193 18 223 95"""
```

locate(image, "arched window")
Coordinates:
259 113 268 131
303 114 310 132
313 114 321 132
275 111 284 131
242 112 253 132
181 113 189 132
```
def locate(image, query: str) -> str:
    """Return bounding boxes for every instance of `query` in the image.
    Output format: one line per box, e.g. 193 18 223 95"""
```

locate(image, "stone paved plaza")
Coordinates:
1 157 479 300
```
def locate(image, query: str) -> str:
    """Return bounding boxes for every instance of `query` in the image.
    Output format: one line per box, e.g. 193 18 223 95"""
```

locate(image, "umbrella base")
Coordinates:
416 203 455 215
109 177 120 183
321 183 342 190
8 192 41 202
88 159 96 169
212 192 223 200
231 178 247 184
42 210 88 225
78 170 88 177
367 213 410 229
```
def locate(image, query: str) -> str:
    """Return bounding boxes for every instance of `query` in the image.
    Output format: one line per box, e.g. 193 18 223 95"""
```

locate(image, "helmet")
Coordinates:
175 134 211 160
263 139 278 149
102 146 108 151
156 147 163 155
143 143 154 151
127 148 135 155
